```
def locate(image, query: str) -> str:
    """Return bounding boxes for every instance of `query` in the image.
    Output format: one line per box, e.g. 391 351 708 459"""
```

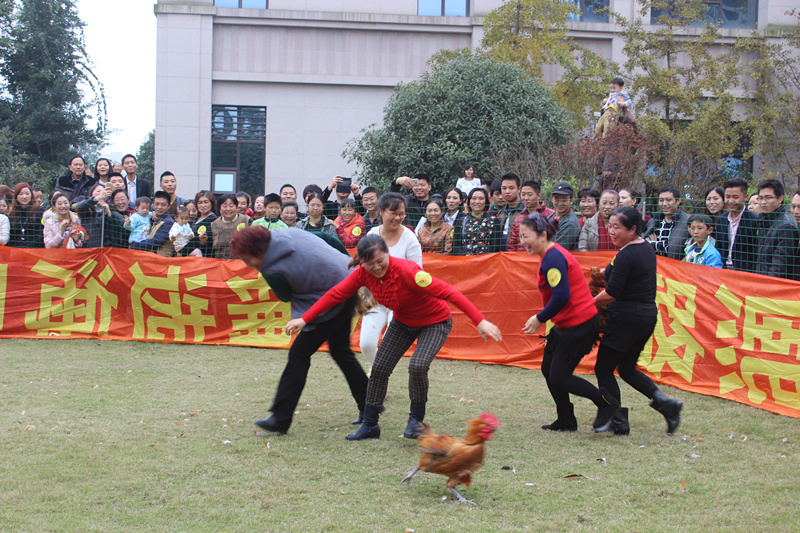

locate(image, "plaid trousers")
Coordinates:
365 317 453 407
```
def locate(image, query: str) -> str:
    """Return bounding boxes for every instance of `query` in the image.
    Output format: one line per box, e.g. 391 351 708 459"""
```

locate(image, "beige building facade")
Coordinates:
154 0 795 198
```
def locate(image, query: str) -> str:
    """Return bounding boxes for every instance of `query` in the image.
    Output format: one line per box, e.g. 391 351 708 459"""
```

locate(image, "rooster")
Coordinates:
400 413 499 505
588 266 608 330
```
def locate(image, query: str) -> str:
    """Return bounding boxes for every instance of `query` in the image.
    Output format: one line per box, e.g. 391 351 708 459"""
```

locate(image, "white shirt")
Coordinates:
368 225 423 267
126 175 138 207
455 177 481 196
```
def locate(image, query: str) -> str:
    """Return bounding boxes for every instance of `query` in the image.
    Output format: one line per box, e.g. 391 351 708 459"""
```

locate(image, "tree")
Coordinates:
0 0 106 173
136 130 155 185
343 53 570 193
481 0 615 128
745 10 800 188
0 127 45 189
614 0 765 193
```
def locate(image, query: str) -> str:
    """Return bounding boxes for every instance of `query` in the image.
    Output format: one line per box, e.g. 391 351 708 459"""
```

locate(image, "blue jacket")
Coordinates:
684 240 723 268
130 213 175 255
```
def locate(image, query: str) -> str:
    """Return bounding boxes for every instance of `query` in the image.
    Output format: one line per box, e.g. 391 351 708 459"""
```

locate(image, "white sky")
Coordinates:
77 0 157 161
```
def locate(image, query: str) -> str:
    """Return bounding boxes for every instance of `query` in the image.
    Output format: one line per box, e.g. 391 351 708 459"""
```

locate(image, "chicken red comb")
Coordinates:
479 412 499 428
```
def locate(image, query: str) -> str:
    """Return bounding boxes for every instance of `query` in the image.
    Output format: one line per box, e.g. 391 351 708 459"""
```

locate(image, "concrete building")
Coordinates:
154 0 794 199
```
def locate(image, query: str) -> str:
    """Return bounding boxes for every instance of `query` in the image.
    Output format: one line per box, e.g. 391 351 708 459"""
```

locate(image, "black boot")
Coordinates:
610 407 629 436
593 388 621 432
351 405 385 425
254 415 290 435
542 402 578 432
346 405 381 441
403 401 426 439
650 390 683 434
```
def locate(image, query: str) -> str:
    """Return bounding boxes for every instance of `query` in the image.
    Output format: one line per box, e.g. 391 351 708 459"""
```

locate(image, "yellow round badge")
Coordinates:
352 227 362 236
197 225 207 235
236 223 245 231
415 271 433 288
546 268 562 287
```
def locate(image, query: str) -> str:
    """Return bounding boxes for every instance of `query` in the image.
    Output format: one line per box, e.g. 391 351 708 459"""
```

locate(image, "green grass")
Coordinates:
1 339 798 532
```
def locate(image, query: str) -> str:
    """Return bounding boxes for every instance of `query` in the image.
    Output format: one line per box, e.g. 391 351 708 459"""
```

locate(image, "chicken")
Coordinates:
400 413 500 505
588 266 608 330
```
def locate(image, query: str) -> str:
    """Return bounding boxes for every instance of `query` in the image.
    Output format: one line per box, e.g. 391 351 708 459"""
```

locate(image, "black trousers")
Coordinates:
269 297 368 424
594 311 659 403
540 316 602 418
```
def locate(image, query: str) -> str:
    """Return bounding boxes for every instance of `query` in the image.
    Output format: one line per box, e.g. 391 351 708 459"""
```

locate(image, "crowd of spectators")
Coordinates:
1 156 798 280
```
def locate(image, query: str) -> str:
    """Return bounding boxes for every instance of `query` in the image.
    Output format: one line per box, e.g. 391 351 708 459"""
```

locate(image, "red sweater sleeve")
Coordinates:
402 267 485 325
301 268 363 324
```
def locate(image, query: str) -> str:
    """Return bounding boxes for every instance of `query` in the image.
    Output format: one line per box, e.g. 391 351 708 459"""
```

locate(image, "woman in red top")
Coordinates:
286 234 502 441
520 213 619 432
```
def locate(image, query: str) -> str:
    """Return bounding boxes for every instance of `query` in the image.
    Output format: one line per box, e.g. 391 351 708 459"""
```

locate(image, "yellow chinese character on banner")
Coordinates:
129 263 216 341
226 275 290 345
641 274 704 383
712 284 800 409
23 259 118 336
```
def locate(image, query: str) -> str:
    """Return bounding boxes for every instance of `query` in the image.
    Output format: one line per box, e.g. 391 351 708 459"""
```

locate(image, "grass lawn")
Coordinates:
1 338 798 532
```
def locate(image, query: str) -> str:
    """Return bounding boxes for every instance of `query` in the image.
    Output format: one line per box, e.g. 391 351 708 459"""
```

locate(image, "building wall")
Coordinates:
155 1 796 199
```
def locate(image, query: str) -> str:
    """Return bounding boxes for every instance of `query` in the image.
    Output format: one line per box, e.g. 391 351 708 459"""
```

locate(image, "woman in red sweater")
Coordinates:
519 213 619 432
286 234 503 441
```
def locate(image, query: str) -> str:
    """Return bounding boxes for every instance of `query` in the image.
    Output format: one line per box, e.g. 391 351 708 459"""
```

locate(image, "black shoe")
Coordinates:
254 415 290 435
541 418 578 432
345 422 380 441
650 391 683 434
593 389 621 432
350 405 386 425
610 407 630 436
403 417 424 439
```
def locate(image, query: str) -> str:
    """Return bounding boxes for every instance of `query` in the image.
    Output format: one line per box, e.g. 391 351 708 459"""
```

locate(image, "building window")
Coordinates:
651 0 757 29
214 0 267 8
211 106 266 197
418 0 468 17
566 0 609 23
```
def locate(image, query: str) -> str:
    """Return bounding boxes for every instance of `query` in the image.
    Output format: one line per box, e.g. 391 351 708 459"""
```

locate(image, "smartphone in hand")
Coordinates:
336 177 352 194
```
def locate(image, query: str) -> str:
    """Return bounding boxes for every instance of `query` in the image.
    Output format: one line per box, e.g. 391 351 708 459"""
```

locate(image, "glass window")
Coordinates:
651 0 757 29
566 0 609 23
211 106 266 197
444 0 468 17
241 0 267 8
418 0 468 17
214 0 239 7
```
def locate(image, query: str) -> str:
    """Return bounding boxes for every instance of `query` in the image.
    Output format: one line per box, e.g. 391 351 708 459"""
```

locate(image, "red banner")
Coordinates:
1 247 798 418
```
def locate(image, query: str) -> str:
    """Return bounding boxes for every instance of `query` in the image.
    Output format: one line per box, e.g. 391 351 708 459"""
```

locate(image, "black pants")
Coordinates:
594 312 658 403
540 316 602 418
270 297 368 424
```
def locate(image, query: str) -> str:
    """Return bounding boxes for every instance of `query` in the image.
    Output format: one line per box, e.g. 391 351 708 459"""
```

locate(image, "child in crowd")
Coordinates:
684 214 722 268
252 193 288 230
169 205 195 253
334 198 365 248
455 163 481 195
595 76 633 139
126 196 152 243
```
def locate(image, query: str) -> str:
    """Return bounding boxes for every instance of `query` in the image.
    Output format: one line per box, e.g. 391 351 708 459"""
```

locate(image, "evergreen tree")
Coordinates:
343 53 569 192
136 130 155 185
0 0 106 173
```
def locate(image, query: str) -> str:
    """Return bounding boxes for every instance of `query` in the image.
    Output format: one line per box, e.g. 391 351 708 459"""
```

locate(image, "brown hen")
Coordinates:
400 413 499 504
